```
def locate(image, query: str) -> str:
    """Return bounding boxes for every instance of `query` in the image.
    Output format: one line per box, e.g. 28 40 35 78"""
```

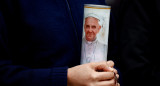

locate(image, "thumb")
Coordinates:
106 60 115 67
92 61 114 72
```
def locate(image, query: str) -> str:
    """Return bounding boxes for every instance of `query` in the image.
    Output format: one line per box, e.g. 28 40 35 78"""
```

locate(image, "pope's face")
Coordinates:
84 17 101 42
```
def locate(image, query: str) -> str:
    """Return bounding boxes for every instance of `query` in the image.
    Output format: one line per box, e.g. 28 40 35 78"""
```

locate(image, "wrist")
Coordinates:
67 68 72 86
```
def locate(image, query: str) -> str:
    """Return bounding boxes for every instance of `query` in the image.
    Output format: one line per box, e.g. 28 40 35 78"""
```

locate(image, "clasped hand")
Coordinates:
67 61 120 86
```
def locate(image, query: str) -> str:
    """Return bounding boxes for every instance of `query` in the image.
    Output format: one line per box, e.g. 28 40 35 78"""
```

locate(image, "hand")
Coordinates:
106 60 120 86
67 61 120 86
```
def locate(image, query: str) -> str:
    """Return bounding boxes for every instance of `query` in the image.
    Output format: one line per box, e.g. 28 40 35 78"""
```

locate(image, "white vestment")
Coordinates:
81 38 108 64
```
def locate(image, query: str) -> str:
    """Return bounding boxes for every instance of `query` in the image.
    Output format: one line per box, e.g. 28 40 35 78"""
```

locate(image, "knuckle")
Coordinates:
85 83 93 86
89 62 94 66
113 68 118 73
109 80 116 86
116 74 119 79
103 61 107 65
90 62 97 67
99 61 107 65
90 73 97 80
102 61 107 63
118 83 120 86
89 62 95 68
109 72 114 78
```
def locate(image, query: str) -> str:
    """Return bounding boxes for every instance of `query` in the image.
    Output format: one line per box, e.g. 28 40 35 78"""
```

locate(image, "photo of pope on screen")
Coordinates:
81 4 111 64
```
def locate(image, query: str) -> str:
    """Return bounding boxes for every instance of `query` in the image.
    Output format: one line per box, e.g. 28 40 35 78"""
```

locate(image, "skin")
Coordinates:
84 17 101 42
67 61 120 86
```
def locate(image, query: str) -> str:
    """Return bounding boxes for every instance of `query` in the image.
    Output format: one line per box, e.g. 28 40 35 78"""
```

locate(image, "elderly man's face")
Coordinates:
84 17 101 41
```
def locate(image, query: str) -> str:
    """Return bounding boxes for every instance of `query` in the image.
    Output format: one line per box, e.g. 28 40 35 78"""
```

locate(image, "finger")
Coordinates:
105 67 118 73
92 61 111 71
97 78 116 86
106 66 118 73
116 74 119 80
116 83 120 86
93 61 114 72
114 72 117 84
113 68 118 74
106 60 114 67
95 72 115 81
